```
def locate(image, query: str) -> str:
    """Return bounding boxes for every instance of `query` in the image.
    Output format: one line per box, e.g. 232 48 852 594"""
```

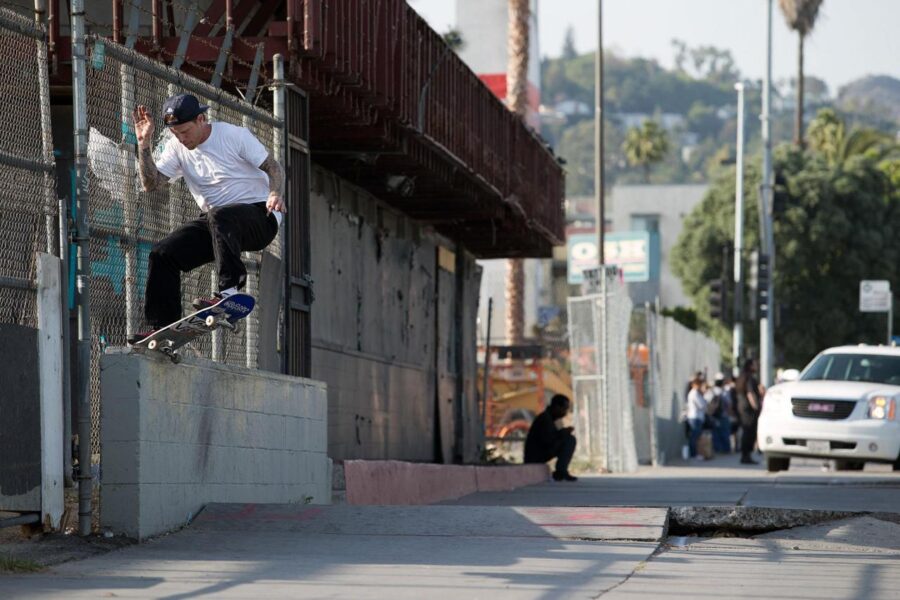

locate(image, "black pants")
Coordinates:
145 202 278 327
526 432 577 476
739 408 758 458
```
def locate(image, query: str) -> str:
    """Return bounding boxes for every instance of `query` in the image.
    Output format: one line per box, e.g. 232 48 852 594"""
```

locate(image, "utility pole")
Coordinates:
594 0 604 263
733 82 746 371
759 0 775 387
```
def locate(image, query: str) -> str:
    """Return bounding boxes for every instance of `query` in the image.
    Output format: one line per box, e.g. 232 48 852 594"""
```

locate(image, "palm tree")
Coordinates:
505 0 530 344
622 120 670 183
807 108 898 167
778 0 824 147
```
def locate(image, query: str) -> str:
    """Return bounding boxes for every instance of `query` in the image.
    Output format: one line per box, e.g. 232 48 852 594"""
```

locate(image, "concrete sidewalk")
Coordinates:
448 454 900 512
1 456 898 599
0 504 663 599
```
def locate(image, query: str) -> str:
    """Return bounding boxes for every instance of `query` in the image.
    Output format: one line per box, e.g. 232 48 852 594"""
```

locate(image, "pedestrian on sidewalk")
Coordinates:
686 372 708 460
708 372 733 453
735 359 762 465
128 93 286 343
524 394 578 481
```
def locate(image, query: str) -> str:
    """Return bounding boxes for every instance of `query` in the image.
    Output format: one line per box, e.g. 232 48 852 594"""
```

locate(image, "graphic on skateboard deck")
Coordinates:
130 293 256 363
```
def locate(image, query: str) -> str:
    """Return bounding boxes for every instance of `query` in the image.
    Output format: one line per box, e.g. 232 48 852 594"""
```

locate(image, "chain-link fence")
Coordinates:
644 310 721 465
0 7 57 326
567 268 638 473
82 38 283 458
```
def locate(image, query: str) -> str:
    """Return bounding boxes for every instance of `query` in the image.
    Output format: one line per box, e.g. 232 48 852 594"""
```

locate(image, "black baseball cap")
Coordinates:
162 93 209 126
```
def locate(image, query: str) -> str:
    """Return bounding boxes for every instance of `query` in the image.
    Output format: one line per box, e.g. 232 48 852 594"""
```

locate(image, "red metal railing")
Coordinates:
289 0 564 256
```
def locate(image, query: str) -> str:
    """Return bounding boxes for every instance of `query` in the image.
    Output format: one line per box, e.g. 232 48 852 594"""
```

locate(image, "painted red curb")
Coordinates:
343 461 550 505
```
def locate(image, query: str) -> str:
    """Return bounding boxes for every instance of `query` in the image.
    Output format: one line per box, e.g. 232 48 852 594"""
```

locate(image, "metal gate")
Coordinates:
284 85 313 377
567 267 638 473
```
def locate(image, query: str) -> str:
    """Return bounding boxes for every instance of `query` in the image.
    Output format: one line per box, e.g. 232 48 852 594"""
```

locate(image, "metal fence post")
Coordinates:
272 54 286 373
34 9 74 487
121 64 138 337
71 0 93 536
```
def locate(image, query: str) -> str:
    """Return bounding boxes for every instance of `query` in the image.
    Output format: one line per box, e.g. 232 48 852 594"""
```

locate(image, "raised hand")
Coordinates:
132 105 155 148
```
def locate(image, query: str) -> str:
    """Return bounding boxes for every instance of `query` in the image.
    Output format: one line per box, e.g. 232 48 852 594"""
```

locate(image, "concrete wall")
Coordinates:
100 352 329 540
309 166 482 463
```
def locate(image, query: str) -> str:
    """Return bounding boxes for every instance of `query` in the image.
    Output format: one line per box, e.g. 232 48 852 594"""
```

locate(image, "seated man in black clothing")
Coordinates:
524 394 578 481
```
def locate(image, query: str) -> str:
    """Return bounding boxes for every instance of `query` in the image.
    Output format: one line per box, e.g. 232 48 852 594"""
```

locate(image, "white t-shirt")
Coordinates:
687 388 707 420
155 122 272 212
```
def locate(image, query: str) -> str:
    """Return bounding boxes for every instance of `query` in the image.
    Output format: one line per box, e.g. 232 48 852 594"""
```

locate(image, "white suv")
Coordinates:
758 345 900 472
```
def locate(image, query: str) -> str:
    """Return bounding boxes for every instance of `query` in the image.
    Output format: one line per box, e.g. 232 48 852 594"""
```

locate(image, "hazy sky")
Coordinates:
408 0 900 94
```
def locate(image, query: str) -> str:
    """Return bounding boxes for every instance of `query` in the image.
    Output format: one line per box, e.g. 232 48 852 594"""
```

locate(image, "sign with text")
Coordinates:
567 231 657 284
859 280 892 312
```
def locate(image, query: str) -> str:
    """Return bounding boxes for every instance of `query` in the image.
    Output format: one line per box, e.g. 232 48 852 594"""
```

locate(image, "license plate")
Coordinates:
807 440 830 454
808 402 835 413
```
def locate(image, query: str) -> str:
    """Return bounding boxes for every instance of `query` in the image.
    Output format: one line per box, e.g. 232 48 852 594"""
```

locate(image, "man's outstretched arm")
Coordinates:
259 153 286 213
132 105 167 192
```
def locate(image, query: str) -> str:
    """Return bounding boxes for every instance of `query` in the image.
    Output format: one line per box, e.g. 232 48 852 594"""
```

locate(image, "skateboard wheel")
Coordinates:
205 315 216 327
148 340 158 350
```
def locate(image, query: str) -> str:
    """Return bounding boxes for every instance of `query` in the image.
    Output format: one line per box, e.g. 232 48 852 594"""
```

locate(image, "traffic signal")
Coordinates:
757 253 770 319
709 278 727 322
773 171 788 214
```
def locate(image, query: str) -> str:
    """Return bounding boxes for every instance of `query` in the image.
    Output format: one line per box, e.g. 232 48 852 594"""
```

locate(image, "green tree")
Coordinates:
555 118 625 196
672 142 900 367
807 108 898 168
778 0 825 146
622 120 670 182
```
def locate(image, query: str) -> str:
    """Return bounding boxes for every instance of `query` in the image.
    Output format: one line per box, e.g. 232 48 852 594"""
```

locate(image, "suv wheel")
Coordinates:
766 455 790 472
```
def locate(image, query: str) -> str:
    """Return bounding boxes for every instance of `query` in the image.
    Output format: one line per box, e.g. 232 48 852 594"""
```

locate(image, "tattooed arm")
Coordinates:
137 145 168 192
132 105 167 192
259 153 286 213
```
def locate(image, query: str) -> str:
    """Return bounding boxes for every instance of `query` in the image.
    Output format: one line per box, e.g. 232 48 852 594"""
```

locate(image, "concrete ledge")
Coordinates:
473 464 551 493
343 460 549 505
100 351 330 539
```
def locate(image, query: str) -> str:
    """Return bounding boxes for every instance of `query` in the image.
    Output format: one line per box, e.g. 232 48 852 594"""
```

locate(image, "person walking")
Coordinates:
709 372 732 453
524 395 578 481
735 359 762 465
127 93 285 343
686 373 708 460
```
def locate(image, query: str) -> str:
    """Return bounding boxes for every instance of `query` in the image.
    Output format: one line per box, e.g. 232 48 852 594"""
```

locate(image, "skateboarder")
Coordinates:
127 93 285 344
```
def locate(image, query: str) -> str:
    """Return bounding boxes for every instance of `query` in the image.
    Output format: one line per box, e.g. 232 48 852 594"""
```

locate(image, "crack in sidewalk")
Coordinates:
591 541 667 598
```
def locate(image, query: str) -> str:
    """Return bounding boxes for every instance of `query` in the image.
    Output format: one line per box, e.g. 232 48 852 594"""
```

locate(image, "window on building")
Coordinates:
630 214 660 233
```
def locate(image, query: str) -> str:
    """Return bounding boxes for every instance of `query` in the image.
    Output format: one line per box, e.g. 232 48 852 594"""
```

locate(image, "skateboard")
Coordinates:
130 293 256 363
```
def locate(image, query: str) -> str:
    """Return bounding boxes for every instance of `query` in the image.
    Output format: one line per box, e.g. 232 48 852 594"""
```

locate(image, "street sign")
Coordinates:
566 230 658 284
860 280 892 313
567 233 599 284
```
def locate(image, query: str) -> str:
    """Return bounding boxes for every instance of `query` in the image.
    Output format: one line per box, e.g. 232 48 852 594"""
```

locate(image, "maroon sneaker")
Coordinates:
191 290 237 310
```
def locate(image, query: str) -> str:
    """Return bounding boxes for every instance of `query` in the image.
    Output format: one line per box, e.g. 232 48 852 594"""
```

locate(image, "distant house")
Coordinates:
616 112 686 131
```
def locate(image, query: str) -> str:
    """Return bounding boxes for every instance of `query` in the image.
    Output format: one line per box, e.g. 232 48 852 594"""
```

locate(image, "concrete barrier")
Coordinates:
343 460 549 505
100 351 330 539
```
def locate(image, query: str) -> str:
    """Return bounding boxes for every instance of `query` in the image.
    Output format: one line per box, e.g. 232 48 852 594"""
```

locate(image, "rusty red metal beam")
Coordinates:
243 0 281 37
193 0 228 37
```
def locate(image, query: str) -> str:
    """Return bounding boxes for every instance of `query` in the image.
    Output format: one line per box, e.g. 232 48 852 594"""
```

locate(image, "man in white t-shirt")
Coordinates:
127 93 286 343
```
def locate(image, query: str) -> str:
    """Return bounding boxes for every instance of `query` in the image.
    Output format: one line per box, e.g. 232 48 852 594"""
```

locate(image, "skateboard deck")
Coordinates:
130 293 256 362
